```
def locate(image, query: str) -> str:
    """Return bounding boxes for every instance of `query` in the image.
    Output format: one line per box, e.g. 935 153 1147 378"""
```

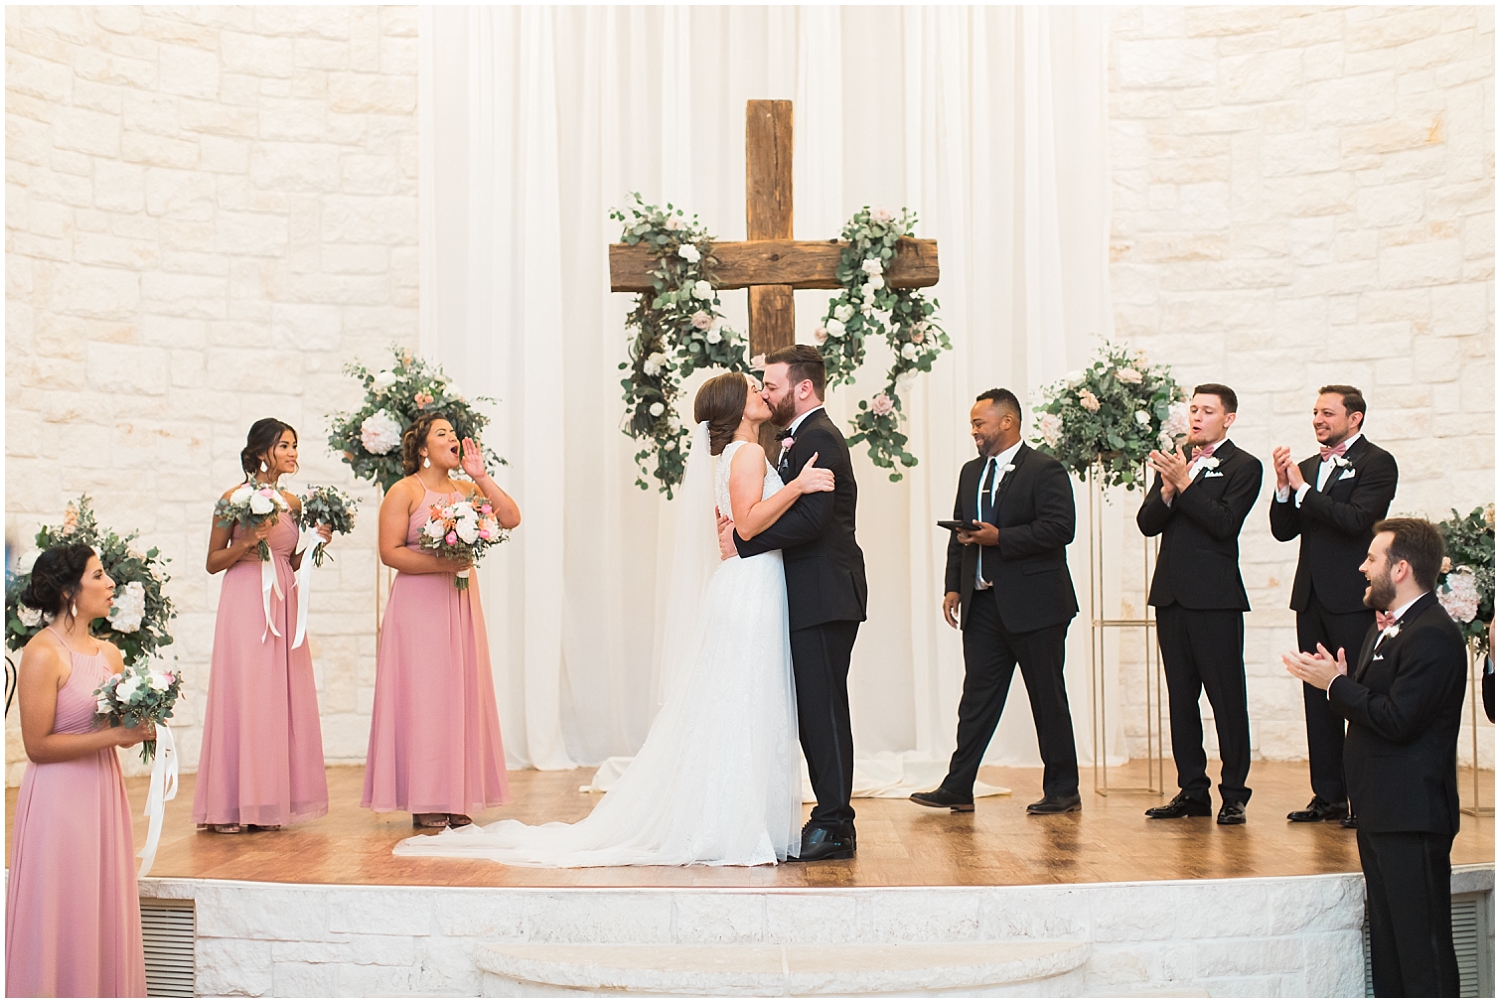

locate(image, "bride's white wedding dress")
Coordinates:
393 431 801 866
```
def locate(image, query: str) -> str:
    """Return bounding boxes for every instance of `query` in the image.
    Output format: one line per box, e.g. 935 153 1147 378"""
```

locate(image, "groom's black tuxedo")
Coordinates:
735 406 865 835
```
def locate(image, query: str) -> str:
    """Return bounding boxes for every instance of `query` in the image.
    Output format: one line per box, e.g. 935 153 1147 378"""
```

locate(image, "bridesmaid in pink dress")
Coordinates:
6 544 151 997
194 419 331 833
363 413 521 828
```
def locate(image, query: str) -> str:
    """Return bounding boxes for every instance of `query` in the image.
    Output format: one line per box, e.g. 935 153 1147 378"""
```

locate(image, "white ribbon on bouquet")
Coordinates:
290 527 322 649
137 724 178 878
259 555 284 643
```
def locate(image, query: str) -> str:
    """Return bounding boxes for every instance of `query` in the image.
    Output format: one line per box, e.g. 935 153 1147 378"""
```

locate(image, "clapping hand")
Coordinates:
460 437 487 480
1282 643 1348 692
1147 445 1192 497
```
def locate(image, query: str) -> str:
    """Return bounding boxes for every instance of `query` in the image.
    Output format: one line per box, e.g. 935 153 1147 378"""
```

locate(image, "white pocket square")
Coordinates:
1203 470 1225 478
1372 654 1385 662
1338 469 1356 480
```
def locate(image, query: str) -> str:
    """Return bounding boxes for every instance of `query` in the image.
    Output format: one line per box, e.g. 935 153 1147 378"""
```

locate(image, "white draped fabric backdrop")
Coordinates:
418 6 1129 779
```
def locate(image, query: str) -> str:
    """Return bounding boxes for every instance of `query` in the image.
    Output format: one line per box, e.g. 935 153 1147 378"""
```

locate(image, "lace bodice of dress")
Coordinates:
715 440 783 516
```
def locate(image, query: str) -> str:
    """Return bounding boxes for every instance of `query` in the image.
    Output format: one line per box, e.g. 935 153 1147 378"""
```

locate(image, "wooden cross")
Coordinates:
610 100 940 359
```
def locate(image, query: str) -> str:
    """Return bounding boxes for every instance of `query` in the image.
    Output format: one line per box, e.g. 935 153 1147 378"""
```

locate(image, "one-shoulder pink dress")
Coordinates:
193 509 328 826
363 488 510 814
5 634 147 997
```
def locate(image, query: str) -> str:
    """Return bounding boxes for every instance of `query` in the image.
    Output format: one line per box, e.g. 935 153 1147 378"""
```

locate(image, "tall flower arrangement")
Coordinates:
611 193 749 496
328 345 504 493
5 497 176 668
1436 504 1495 655
815 207 950 482
1031 341 1189 491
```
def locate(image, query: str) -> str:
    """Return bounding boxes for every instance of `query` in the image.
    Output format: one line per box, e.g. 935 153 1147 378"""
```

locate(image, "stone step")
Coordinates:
476 940 1090 997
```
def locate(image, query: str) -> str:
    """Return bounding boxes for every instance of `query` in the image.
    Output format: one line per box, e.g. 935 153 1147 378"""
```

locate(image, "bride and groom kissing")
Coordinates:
395 345 865 867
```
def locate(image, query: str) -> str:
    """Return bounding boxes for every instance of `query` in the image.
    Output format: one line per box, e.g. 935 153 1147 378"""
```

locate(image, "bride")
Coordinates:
393 372 834 866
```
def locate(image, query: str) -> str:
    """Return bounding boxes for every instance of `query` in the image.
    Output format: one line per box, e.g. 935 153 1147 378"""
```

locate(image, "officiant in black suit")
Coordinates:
733 345 867 862
912 388 1082 816
1270 385 1398 826
1136 384 1262 826
1283 518 1465 998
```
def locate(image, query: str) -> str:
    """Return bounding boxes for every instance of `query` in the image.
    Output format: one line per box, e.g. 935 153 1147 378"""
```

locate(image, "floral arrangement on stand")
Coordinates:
1435 503 1495 655
814 207 951 482
328 345 504 493
5 497 177 688
1031 341 1189 491
611 194 750 496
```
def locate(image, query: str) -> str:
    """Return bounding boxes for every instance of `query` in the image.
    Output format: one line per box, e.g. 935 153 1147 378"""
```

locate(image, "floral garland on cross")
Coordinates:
813 207 951 482
612 194 750 496
1031 340 1189 491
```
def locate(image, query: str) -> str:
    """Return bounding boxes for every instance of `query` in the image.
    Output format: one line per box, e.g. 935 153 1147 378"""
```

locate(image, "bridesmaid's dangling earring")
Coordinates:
260 461 268 473
70 602 77 619
423 456 431 469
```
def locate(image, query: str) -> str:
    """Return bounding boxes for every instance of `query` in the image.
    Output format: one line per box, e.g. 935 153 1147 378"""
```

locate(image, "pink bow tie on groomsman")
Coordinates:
1190 444 1216 461
1375 610 1396 632
1319 440 1351 463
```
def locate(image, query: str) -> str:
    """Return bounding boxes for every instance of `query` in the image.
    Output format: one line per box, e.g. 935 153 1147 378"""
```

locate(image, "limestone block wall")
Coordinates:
1107 6 1495 766
4 6 419 781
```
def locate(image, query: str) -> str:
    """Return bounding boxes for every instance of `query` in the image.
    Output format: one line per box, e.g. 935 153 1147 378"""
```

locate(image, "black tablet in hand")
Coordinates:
937 520 981 532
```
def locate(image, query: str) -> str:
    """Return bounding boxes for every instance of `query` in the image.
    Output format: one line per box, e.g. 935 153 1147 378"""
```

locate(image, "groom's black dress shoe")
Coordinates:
1145 792 1211 819
1340 814 1358 830
1286 796 1349 823
1216 801 1247 826
910 787 975 812
790 826 855 862
1025 792 1082 815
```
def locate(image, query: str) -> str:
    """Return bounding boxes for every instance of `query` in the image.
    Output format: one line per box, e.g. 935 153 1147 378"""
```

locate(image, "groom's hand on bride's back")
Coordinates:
715 509 737 561
790 452 836 495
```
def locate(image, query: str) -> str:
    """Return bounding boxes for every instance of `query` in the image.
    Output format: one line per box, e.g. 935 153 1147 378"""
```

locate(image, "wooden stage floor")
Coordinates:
7 760 1493 889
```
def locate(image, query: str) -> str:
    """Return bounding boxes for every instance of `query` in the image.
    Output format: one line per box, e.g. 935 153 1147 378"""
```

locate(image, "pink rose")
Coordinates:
414 391 434 408
871 393 894 416
445 531 458 545
691 310 712 331
911 327 925 344
1078 388 1101 412
750 354 766 370
871 206 894 226
780 437 794 451
481 504 493 514
813 326 829 344
1116 367 1143 384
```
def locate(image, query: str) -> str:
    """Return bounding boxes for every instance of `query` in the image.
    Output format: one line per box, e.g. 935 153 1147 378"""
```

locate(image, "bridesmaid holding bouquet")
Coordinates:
7 545 151 997
363 413 521 828
193 419 331 833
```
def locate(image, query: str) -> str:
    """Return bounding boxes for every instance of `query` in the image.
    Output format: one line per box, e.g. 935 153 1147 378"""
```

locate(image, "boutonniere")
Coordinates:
1385 622 1402 640
1332 455 1351 468
1002 463 1016 474
779 437 794 451
1201 456 1220 470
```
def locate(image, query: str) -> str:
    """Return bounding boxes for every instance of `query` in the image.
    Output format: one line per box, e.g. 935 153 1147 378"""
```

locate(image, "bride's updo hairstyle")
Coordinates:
694 373 750 456
401 412 450 475
19 544 96 620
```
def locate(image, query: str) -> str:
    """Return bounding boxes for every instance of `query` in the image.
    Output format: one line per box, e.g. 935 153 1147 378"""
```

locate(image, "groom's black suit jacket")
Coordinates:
734 407 867 631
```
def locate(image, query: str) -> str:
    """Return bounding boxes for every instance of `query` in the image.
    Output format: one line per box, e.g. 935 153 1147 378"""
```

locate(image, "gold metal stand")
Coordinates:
1088 464 1166 796
1461 639 1494 818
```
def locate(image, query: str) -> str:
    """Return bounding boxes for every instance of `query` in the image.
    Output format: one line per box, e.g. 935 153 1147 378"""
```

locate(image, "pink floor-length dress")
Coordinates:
193 510 328 826
363 488 510 814
5 638 148 997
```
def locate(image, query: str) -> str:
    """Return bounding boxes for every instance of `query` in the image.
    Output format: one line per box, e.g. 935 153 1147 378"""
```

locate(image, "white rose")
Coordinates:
421 519 446 544
1064 370 1084 385
446 381 465 401
861 284 877 303
861 257 884 277
1135 410 1151 426
834 304 855 323
649 402 666 417
692 280 713 301
678 244 700 264
16 549 40 575
455 518 479 545
116 676 141 703
97 697 113 714
642 359 661 377
867 274 885 291
372 369 398 392
827 319 846 338
229 484 253 505
706 329 722 344
148 671 170 693
901 342 919 360
249 492 275 515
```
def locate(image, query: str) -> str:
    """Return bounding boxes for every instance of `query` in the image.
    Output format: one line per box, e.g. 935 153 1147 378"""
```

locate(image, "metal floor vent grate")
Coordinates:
1363 890 1494 998
140 898 195 998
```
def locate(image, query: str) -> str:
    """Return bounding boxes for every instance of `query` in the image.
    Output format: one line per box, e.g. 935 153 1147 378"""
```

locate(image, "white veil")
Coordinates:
654 421 720 707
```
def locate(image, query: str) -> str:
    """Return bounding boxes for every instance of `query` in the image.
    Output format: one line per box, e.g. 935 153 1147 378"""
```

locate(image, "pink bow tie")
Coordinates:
1319 441 1350 463
1191 444 1216 461
1375 610 1396 632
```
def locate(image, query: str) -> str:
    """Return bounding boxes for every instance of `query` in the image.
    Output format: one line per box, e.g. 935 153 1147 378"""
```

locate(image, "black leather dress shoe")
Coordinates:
790 826 855 862
1145 792 1211 819
910 787 975 812
1340 814 1358 830
1217 801 1247 825
1287 796 1349 822
1025 792 1082 815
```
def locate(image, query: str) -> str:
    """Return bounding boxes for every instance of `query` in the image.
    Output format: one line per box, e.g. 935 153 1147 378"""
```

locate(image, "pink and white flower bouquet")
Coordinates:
418 495 508 590
213 482 289 561
94 662 181 763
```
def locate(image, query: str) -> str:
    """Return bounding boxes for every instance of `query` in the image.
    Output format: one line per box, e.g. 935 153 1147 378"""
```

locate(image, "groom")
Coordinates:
729 345 867 862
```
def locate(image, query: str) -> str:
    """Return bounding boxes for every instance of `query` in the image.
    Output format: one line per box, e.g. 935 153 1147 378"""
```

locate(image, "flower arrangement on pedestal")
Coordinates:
815 207 951 482
1436 504 1495 654
328 345 505 493
5 496 176 669
1031 341 1189 490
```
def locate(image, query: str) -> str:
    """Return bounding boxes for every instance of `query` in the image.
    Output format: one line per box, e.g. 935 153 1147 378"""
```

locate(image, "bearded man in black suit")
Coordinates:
911 388 1082 816
1271 385 1398 826
1137 384 1263 826
1283 518 1466 998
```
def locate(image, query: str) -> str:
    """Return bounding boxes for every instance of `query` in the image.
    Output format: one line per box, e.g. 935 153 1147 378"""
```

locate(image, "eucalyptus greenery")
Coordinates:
1435 504 1495 654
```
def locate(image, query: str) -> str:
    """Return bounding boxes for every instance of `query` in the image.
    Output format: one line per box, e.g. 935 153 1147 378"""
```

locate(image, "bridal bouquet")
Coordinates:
298 486 359 567
213 482 289 560
418 495 507 590
94 662 181 763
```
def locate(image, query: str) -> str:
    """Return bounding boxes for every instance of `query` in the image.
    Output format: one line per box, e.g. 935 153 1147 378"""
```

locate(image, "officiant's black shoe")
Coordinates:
791 826 855 862
1340 814 1358 830
1286 796 1349 823
1025 792 1082 815
1217 801 1247 826
1145 792 1211 819
910 787 975 812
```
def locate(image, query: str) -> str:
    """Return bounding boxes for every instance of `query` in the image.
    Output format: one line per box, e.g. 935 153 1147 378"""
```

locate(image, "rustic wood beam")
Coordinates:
745 99 796 357
608 237 940 294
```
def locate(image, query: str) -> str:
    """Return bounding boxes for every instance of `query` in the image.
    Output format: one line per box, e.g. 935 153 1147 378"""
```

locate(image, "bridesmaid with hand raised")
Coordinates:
193 419 330 834
363 414 520 829
7 545 151 997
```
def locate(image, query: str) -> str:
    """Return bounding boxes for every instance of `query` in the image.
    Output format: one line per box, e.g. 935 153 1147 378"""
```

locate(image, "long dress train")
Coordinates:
393 437 799 866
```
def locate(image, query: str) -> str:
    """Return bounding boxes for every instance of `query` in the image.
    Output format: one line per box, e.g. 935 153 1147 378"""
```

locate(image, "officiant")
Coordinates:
912 389 1082 817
